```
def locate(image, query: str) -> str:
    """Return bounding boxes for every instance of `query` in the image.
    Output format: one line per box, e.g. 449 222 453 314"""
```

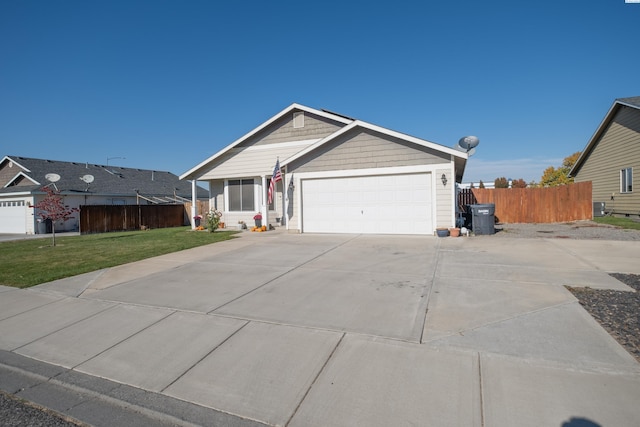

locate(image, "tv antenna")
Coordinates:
106 156 125 166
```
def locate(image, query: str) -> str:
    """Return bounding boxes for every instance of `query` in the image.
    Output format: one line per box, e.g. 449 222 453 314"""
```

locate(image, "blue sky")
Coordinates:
1 1 639 183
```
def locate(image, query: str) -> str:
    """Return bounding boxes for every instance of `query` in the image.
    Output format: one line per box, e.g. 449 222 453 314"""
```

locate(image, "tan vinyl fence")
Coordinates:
79 204 188 234
458 182 593 223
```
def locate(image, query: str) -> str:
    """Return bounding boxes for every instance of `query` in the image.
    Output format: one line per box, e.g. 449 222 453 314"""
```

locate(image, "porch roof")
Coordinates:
197 139 319 180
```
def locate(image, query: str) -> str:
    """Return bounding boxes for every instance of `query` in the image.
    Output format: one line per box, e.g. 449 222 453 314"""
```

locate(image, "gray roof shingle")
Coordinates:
617 96 640 108
0 156 207 199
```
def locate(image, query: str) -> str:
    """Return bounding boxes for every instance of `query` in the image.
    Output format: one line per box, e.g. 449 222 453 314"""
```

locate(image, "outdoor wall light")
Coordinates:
441 173 448 186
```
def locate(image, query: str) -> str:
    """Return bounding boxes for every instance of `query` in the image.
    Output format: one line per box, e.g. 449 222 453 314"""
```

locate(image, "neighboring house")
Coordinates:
570 97 640 217
180 103 468 235
0 155 206 234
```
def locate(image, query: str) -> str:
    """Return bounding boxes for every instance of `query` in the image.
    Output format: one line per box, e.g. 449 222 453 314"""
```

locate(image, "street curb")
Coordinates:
0 350 267 427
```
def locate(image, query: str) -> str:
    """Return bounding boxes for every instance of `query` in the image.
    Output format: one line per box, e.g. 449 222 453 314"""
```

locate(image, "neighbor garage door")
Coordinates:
301 173 432 234
0 200 27 234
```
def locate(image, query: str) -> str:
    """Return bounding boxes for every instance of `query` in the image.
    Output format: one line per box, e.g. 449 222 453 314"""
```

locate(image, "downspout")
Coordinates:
191 180 197 229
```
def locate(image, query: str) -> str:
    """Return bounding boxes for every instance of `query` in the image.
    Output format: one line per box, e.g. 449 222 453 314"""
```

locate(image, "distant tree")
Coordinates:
494 177 509 188
540 152 580 187
511 178 527 188
31 186 79 247
479 180 485 189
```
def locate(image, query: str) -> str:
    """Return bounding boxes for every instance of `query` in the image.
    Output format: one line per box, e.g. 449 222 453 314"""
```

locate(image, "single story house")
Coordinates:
181 103 468 235
569 96 640 217
0 155 206 234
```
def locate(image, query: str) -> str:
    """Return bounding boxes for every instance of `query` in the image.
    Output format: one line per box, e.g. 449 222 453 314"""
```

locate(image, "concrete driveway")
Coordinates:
1 232 640 426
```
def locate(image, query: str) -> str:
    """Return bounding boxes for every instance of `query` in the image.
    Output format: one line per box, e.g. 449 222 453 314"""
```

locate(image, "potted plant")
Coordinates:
435 228 449 237
448 227 460 237
193 215 202 227
253 213 263 228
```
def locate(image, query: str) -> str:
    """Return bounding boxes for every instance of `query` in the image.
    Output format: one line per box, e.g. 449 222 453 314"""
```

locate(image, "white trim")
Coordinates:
293 164 446 181
0 190 33 197
190 180 197 229
224 177 259 213
179 104 352 180
3 171 40 188
294 164 448 234
281 120 466 168
1 156 31 173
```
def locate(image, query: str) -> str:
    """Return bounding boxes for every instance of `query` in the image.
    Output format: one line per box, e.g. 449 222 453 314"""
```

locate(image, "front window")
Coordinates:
621 168 633 193
228 179 255 211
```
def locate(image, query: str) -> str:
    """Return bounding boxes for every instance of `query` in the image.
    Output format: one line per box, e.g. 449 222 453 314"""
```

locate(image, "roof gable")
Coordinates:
182 104 468 181
180 103 353 180
282 120 466 168
3 171 39 188
570 97 640 177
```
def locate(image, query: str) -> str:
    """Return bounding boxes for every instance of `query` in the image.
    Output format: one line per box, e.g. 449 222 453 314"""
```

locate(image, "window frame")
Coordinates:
620 167 633 193
227 178 256 212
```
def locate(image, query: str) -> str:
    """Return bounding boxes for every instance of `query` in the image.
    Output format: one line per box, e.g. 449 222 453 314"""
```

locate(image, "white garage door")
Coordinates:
0 200 27 234
302 173 432 235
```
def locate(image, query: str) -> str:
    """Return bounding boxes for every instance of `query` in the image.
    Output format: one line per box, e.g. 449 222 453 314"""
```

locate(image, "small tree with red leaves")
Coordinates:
32 186 79 246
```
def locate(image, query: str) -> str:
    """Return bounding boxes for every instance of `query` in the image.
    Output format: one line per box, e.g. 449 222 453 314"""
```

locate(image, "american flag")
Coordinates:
268 159 282 205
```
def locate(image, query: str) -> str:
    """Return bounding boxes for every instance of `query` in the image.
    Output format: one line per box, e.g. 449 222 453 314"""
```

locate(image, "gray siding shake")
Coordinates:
289 128 449 173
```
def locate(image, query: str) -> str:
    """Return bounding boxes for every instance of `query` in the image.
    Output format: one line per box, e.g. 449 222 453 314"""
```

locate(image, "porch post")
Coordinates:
261 175 268 226
191 180 197 229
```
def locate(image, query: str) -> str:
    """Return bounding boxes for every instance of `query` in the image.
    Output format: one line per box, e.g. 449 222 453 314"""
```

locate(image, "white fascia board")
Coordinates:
179 103 353 180
293 163 450 180
1 156 31 173
3 172 40 188
0 190 33 197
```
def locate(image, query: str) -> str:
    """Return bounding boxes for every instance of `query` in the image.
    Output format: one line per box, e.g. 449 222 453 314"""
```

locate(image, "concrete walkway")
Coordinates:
1 231 639 426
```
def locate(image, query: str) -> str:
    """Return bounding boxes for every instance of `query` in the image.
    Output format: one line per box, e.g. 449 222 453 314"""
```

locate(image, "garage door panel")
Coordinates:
0 201 27 234
302 173 432 235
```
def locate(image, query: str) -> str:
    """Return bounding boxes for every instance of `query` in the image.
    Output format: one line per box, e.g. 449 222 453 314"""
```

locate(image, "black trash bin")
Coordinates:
468 204 495 235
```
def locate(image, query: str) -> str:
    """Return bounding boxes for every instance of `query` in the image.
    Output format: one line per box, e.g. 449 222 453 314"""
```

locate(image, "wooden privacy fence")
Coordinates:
183 200 210 220
79 205 188 234
458 181 593 223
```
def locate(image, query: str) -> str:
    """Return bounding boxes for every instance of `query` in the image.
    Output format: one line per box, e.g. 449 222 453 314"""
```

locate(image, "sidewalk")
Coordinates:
1 233 639 426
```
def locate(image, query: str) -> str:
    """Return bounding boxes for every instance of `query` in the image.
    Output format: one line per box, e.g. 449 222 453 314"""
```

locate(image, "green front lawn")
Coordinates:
0 227 238 288
593 216 640 230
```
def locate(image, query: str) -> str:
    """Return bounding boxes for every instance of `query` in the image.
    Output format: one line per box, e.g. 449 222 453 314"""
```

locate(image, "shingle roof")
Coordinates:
0 155 207 198
617 96 640 108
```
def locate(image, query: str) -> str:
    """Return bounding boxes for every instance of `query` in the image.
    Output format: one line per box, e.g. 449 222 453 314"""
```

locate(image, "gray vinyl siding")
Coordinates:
288 128 449 173
574 106 640 216
243 111 345 147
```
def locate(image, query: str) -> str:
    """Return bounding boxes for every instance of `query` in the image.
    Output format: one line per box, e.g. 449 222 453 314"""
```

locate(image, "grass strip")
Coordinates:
593 216 640 230
0 227 238 288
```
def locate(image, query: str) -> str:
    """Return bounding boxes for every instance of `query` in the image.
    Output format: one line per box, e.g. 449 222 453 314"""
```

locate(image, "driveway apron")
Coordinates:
1 232 639 427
